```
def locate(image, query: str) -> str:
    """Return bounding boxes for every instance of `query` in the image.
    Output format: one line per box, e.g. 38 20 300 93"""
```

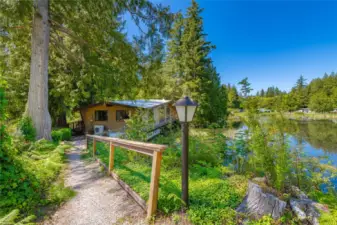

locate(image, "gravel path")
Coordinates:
44 138 146 225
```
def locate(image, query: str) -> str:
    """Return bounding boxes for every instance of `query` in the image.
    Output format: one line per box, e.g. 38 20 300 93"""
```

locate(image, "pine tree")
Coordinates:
238 77 253 98
161 12 185 100
163 0 226 126
292 75 308 108
260 89 265 97
180 0 215 98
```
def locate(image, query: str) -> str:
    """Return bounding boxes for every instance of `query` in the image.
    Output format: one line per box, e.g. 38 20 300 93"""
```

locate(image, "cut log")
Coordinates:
236 181 286 219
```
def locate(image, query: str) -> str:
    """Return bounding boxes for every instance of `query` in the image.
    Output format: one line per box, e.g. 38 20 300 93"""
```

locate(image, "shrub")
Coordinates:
59 128 71 141
51 128 72 142
51 130 62 142
18 116 36 141
124 109 155 141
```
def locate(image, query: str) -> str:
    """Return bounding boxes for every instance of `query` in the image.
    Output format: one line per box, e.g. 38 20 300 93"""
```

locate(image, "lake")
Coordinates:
233 118 337 188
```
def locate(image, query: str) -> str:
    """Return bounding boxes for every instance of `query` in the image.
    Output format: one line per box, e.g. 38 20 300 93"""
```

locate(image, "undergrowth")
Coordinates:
0 139 75 220
0 89 75 222
87 131 248 225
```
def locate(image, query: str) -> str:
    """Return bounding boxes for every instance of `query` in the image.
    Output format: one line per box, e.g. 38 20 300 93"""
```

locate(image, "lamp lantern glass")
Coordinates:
174 96 198 122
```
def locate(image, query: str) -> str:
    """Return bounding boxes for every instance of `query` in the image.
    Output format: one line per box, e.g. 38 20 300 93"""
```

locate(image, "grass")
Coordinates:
86 131 248 225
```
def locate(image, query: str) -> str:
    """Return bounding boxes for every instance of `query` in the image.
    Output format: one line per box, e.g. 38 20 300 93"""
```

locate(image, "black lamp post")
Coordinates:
174 96 198 209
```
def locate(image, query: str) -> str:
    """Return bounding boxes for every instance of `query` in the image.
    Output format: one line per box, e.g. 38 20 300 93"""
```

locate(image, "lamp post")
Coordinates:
174 96 198 209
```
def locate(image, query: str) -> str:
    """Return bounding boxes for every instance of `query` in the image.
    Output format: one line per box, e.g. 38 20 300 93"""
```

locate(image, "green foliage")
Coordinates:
124 109 155 142
248 122 278 184
226 130 249 174
162 0 227 127
18 117 36 142
253 72 337 112
227 85 241 109
243 97 259 113
0 140 71 214
241 115 337 194
309 91 334 112
1 89 73 221
308 190 337 225
1 0 173 122
51 128 72 142
247 216 274 225
87 129 247 225
0 209 36 225
238 77 253 98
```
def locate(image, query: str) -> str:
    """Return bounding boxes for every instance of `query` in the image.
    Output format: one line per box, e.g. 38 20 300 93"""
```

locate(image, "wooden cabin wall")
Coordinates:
80 105 135 133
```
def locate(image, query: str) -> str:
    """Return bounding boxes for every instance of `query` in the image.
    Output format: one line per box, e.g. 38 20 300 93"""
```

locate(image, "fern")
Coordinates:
0 209 36 225
0 209 20 224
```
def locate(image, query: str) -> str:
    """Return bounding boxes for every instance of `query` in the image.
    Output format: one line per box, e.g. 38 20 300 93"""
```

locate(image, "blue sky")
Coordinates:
125 0 337 93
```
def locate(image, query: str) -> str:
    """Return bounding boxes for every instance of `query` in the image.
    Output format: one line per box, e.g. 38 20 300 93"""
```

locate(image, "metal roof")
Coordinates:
110 99 171 109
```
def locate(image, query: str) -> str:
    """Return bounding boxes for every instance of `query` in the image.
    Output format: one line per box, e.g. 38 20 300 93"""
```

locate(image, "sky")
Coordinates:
125 0 337 93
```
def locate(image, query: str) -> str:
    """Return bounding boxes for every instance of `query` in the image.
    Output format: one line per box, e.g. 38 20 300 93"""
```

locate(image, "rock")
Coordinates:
290 185 308 200
252 177 267 184
290 198 321 225
312 202 329 213
289 199 307 220
236 181 287 219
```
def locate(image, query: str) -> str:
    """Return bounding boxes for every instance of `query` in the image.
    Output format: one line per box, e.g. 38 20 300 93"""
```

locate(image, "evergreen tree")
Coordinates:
295 75 307 90
309 92 334 112
1 0 173 135
228 85 240 109
238 77 253 98
292 75 308 108
163 0 226 126
260 89 265 97
161 12 185 100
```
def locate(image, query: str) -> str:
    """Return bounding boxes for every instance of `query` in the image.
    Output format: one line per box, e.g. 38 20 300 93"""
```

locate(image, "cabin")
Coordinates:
258 108 271 113
297 108 311 113
74 99 177 139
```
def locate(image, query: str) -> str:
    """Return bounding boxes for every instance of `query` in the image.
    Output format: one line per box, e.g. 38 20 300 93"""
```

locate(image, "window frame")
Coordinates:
116 110 129 122
94 110 108 121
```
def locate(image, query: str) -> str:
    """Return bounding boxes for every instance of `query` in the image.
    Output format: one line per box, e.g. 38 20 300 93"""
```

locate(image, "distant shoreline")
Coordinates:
229 111 337 122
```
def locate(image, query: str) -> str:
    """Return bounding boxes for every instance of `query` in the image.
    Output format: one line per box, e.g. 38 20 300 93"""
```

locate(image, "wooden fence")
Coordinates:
86 134 167 218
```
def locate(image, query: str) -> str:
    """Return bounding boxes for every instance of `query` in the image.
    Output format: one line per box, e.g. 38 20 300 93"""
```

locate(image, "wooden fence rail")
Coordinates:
86 134 167 218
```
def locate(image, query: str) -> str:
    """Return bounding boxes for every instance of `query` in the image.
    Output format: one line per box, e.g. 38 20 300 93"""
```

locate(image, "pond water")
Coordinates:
279 120 337 167
233 119 337 188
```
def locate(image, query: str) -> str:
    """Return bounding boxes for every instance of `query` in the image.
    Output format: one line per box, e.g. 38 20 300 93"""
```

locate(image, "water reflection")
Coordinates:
285 120 337 155
230 118 337 188
230 118 337 164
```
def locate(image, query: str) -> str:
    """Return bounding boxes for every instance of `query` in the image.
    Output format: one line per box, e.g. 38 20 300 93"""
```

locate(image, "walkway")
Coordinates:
44 138 146 225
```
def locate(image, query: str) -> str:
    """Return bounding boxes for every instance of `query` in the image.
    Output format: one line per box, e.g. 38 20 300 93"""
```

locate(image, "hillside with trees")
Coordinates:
230 73 337 113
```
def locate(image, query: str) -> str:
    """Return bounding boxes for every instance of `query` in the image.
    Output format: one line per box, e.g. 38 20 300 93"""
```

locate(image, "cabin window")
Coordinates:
95 110 108 121
116 110 129 121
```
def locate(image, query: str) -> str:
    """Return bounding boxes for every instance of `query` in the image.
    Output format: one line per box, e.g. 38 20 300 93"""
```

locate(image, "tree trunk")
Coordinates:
27 0 52 140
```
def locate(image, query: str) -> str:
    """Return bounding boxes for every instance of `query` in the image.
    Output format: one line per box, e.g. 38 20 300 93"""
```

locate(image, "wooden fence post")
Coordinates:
147 151 162 219
108 142 115 173
93 139 96 157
